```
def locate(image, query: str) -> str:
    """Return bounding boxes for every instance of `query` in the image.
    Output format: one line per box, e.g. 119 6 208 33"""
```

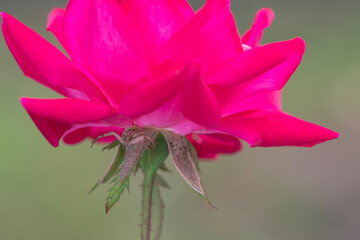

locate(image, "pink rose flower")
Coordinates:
1 0 338 159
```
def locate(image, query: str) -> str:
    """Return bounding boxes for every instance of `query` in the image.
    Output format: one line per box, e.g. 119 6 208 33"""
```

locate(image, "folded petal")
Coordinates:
205 37 305 88
62 0 150 106
119 63 220 128
134 98 204 136
220 90 282 116
188 133 241 159
123 0 193 63
25 112 71 147
157 0 242 72
21 98 117 124
1 12 107 102
63 124 124 144
117 64 195 117
46 8 67 49
218 110 339 147
20 98 118 147
242 8 275 47
181 65 221 128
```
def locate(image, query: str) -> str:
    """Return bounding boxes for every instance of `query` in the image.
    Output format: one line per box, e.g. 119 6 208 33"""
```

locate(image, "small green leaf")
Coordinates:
89 145 124 194
139 148 156 173
105 176 130 213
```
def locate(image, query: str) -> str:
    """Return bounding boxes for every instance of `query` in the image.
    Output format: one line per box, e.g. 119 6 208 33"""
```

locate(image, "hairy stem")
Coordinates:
141 172 156 240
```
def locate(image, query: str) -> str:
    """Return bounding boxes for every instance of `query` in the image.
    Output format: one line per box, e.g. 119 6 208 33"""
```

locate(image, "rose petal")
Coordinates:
134 96 204 136
181 65 221 128
205 37 305 88
156 0 242 73
25 112 71 147
188 133 242 159
63 125 125 144
46 8 67 49
20 98 118 147
21 98 117 124
123 0 193 63
117 64 196 117
120 63 220 129
219 90 282 116
242 8 275 47
219 110 340 147
62 0 150 106
1 12 107 102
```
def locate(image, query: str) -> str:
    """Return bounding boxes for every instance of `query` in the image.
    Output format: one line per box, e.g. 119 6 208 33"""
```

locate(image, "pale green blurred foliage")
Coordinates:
0 0 359 240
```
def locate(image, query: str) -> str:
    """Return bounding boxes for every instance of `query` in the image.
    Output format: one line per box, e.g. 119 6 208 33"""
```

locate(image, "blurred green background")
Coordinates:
0 0 359 239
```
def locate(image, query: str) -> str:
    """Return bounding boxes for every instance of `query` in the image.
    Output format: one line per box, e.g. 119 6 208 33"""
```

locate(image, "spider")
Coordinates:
91 126 156 150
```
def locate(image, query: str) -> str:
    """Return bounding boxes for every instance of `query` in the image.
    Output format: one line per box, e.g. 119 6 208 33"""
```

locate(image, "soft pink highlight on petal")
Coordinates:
122 64 220 129
219 110 339 147
1 12 107 103
188 133 241 160
134 94 204 135
242 8 275 47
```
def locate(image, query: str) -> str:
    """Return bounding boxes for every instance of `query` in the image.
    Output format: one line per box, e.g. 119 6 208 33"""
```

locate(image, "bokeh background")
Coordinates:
0 0 359 239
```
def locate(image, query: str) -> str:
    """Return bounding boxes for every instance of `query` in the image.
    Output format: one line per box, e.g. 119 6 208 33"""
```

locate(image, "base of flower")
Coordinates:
91 128 206 240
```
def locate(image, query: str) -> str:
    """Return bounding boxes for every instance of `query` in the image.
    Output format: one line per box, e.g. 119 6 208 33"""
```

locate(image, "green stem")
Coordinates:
141 172 156 240
139 133 169 240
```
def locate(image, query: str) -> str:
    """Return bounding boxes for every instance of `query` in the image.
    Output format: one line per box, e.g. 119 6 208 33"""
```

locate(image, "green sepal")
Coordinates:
89 145 125 194
105 176 130 213
140 134 169 175
103 146 125 183
187 139 200 172
102 140 120 151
